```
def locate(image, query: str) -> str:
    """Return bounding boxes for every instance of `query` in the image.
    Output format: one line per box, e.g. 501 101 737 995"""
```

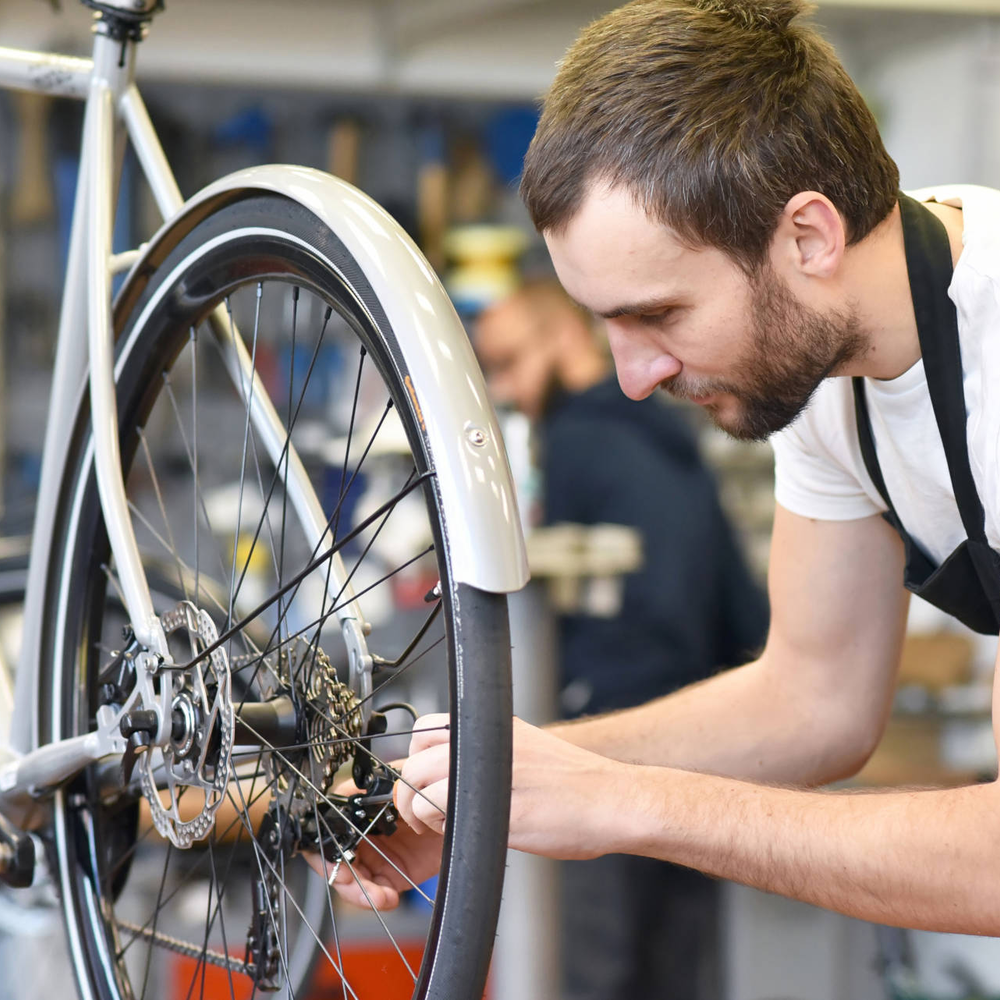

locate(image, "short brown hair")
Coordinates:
520 0 899 272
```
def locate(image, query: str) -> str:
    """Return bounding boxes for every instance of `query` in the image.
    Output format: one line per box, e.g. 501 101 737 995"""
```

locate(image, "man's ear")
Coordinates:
771 191 846 280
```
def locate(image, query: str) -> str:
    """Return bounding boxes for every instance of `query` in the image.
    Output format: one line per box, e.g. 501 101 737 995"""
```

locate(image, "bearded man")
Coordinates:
344 0 1000 944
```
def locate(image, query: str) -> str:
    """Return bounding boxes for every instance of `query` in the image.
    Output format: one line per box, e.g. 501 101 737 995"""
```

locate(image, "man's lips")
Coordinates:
659 380 723 406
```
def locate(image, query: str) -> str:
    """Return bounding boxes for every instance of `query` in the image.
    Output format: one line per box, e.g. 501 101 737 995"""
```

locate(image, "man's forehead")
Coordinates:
544 186 696 311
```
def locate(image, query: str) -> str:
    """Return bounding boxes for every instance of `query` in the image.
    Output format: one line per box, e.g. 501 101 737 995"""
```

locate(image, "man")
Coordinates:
345 0 1000 937
475 279 768 998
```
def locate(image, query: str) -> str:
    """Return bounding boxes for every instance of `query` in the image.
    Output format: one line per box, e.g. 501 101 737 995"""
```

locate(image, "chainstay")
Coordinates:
117 918 252 975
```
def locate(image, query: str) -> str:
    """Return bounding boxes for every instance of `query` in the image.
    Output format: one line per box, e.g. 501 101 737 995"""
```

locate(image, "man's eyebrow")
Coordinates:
590 298 680 320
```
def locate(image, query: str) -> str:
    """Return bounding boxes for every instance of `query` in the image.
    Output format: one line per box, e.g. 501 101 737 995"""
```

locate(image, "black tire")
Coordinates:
38 194 513 1000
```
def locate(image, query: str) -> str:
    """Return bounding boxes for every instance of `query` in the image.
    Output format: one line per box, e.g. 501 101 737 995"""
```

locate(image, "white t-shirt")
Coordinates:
771 184 1000 566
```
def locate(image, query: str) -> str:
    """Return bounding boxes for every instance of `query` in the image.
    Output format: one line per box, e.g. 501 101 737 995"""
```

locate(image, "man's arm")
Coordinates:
548 503 910 785
400 506 1000 933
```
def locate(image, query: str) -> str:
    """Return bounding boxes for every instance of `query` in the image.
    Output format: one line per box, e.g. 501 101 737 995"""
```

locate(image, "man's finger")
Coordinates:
410 777 448 834
397 742 450 833
337 873 400 911
409 713 451 755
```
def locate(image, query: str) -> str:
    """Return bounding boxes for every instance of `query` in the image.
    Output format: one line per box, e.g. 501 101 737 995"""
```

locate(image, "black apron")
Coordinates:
851 193 1000 636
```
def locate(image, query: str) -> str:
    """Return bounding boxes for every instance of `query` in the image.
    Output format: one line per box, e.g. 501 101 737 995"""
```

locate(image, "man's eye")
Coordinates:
635 307 679 328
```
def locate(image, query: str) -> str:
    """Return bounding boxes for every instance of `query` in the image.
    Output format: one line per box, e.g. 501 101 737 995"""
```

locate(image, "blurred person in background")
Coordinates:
474 279 769 1000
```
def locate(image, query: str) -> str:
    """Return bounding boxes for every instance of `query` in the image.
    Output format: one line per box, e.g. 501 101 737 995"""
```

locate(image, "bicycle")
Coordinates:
0 2 527 998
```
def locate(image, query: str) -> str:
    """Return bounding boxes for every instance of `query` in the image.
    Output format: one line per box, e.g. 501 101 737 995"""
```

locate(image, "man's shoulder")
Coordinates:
909 182 1000 213
911 184 1000 275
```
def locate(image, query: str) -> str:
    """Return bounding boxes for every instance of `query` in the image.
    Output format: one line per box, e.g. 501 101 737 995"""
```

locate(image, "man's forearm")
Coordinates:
549 657 869 787
597 763 1000 934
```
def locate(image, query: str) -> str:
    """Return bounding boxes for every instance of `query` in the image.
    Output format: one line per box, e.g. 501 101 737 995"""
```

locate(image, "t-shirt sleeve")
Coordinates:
771 410 885 522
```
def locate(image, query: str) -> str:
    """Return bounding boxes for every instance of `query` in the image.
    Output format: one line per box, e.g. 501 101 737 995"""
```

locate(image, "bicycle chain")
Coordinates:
117 919 251 975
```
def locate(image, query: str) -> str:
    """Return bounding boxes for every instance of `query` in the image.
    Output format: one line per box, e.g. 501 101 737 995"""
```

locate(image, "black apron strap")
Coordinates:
897 194 987 546
852 378 904 535
853 194 1000 624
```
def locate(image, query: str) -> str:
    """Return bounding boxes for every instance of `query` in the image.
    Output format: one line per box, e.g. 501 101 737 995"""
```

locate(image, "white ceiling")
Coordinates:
0 0 997 95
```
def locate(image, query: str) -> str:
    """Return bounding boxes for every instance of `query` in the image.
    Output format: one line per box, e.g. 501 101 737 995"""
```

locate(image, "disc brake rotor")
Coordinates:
140 601 234 849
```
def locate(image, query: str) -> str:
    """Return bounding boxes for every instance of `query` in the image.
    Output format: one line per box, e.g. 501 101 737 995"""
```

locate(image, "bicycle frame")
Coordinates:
0 19 528 823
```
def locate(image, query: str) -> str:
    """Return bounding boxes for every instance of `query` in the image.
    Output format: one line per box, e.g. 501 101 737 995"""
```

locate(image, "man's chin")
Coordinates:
707 396 802 443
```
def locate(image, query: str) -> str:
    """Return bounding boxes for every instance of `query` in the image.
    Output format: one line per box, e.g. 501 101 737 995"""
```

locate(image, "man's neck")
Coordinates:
843 198 964 382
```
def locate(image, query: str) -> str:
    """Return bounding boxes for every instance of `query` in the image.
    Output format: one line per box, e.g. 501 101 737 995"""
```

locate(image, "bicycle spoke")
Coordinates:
315 806 418 983
275 288 299 713
170 473 433 677
138 841 172 1000
185 852 220 1000
229 723 449 759
218 300 334 631
123 501 227 617
291 343 371 707
309 792 349 1000
161 366 240 613
111 778 276 948
372 600 441 669
227 508 431 739
224 780 298 994
138 427 189 604
247 396 400 699
100 562 128 613
206 838 238 1000
330 345 366 554
223 781 363 1000
191 326 201 609
297 465 420 695
228 288 263 637
227 542 434 696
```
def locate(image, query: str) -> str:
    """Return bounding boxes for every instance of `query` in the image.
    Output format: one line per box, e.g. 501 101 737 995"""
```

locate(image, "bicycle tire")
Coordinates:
38 192 513 1000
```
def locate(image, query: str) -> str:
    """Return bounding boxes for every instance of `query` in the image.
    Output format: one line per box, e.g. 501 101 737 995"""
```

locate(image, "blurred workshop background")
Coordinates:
2 2 1000 999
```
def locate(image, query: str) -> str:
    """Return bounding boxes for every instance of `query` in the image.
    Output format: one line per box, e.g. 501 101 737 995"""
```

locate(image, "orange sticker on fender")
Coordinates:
404 375 426 432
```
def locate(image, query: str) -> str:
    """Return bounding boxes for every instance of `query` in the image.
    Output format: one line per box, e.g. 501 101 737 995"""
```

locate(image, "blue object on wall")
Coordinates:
484 105 541 186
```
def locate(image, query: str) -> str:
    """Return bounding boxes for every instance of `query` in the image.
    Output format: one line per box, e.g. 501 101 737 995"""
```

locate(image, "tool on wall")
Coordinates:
11 92 55 227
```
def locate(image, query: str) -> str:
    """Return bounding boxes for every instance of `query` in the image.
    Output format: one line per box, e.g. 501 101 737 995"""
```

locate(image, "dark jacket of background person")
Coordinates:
474 280 769 1000
541 375 769 719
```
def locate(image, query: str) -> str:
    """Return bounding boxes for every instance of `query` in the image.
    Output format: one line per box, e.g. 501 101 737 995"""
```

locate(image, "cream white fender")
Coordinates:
121 164 529 595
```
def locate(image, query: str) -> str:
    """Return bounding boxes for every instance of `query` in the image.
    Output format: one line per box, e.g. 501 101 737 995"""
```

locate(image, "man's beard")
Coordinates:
662 267 869 442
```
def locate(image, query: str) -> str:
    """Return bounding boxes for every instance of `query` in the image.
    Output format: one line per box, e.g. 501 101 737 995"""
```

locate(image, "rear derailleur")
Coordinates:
246 712 401 991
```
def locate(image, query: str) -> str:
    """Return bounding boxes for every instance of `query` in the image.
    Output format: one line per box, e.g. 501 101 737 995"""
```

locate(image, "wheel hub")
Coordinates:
170 692 198 758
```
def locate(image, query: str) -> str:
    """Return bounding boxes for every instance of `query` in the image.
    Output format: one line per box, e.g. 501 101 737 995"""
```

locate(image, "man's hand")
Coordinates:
304 761 444 910
305 819 443 910
396 713 624 859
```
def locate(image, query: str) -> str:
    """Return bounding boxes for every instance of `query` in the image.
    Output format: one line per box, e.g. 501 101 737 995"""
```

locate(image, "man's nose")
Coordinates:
606 321 682 400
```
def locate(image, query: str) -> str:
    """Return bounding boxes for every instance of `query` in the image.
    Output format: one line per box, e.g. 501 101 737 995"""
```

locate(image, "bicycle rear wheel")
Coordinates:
39 193 512 1000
